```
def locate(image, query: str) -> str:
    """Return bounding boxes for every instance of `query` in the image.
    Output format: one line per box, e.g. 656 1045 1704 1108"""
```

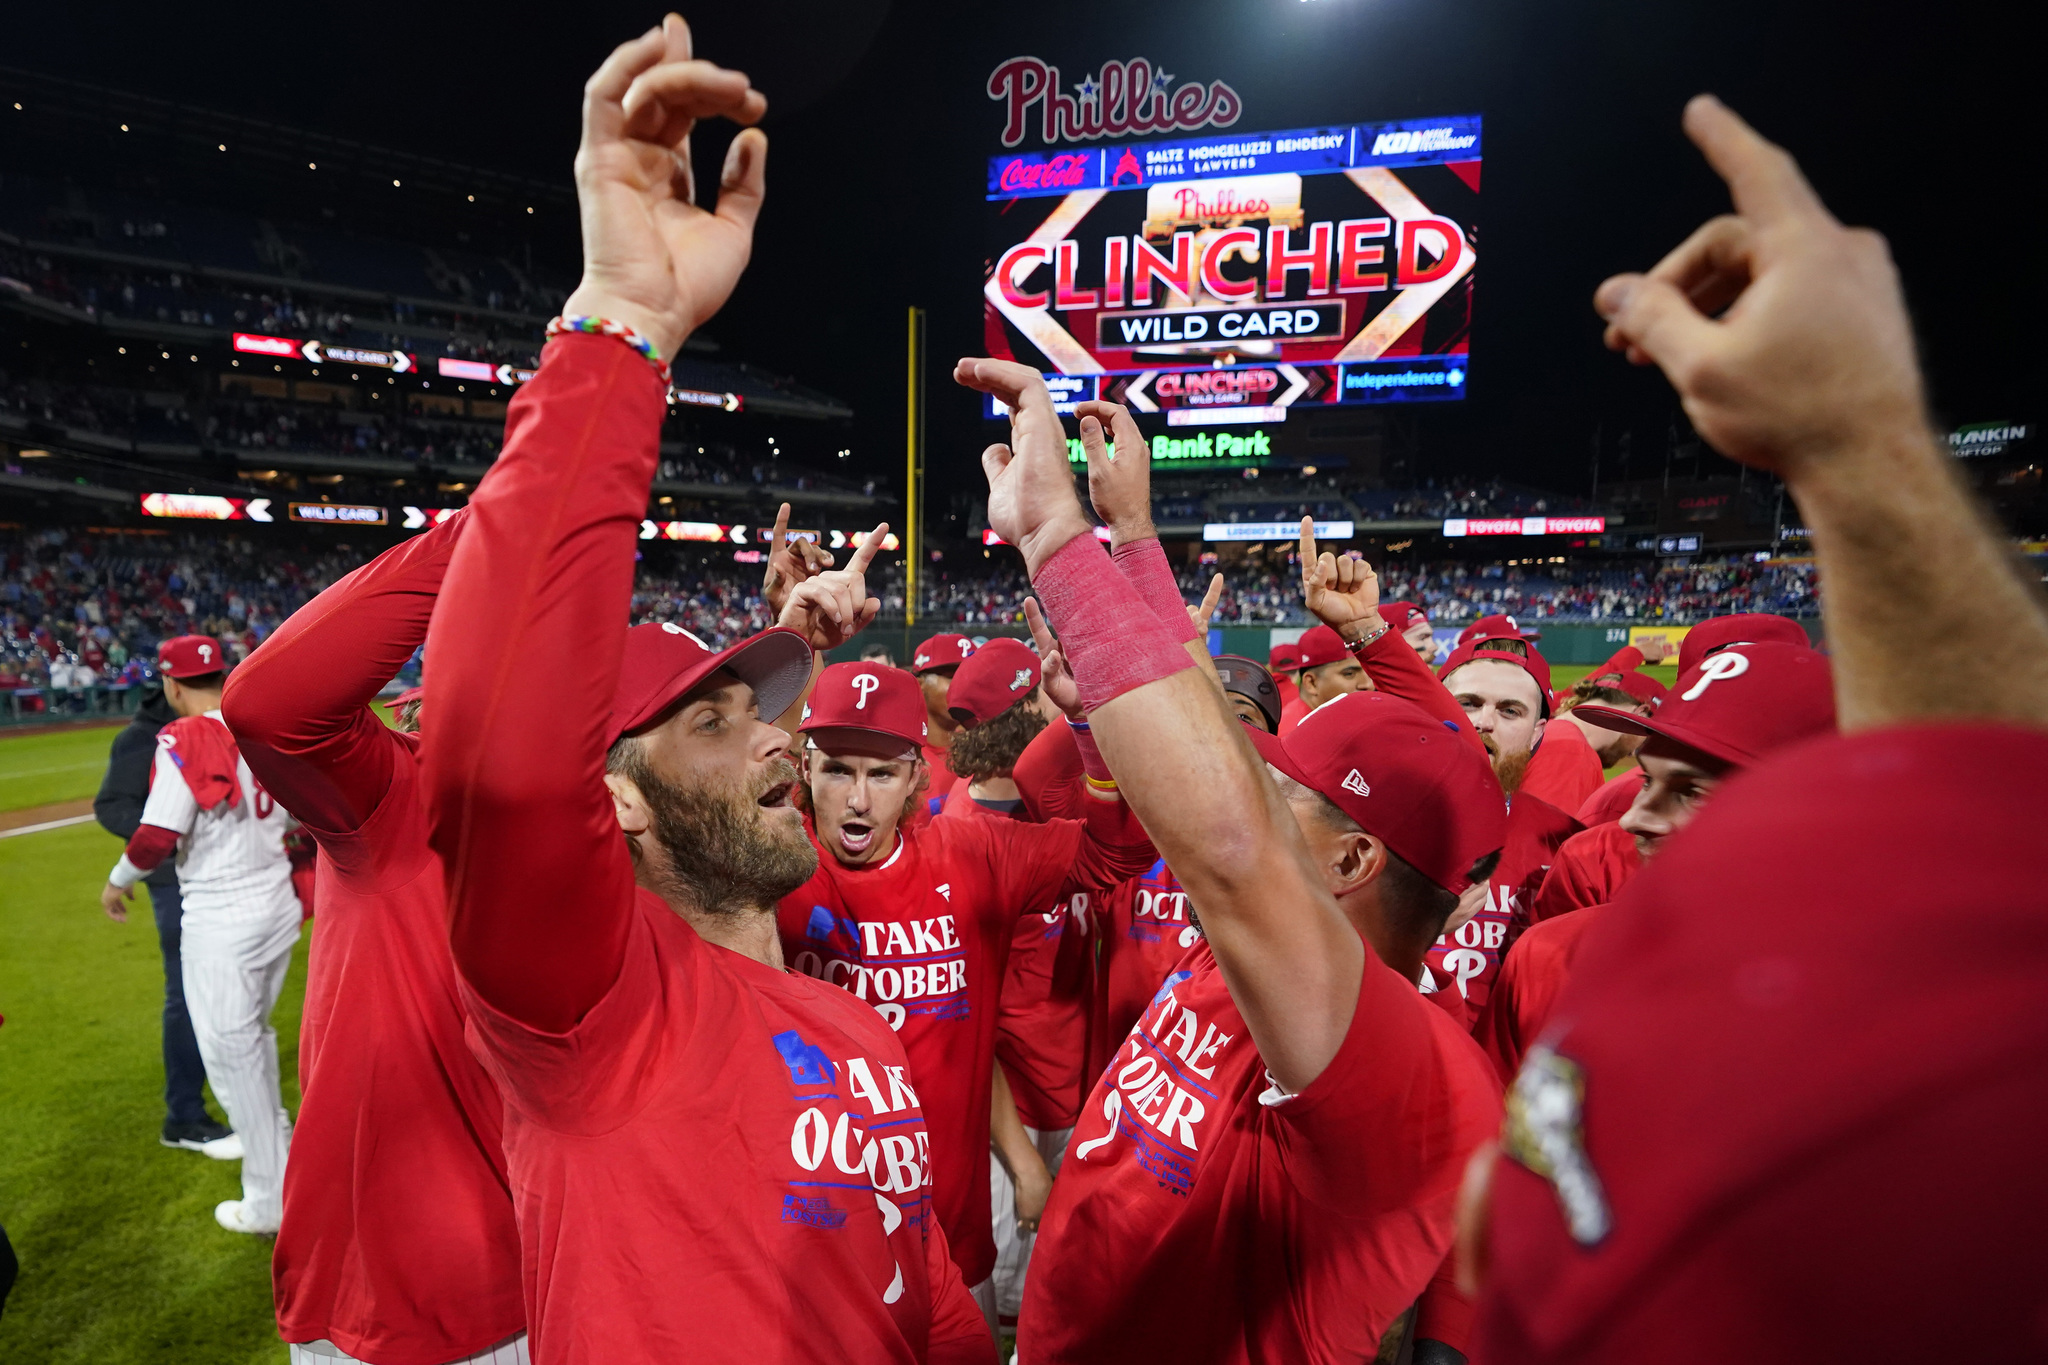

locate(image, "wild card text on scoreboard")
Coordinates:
985 92 1480 414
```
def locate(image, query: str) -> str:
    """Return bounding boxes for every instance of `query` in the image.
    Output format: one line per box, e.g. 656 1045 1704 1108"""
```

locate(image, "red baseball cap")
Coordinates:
1441 641 1555 716
392 686 425 707
911 633 976 674
800 661 927 754
1295 625 1350 672
158 635 227 678
1457 614 1526 648
1579 669 1669 708
1378 601 1429 631
606 623 814 746
1481 724 2048 1360
1247 689 1506 893
1269 642 1301 673
946 637 1041 727
1574 641 1835 769
1676 613 1810 676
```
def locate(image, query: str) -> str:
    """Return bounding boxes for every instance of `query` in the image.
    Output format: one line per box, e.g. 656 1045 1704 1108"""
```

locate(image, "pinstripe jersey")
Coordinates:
139 709 300 938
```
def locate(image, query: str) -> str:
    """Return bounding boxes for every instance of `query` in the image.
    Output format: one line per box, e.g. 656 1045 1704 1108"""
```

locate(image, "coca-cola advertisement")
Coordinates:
985 113 1480 409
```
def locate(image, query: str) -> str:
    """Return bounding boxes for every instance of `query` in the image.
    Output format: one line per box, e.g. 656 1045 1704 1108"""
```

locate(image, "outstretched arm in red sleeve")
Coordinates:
223 510 466 833
420 31 770 1035
958 358 1369 1097
1298 517 1488 758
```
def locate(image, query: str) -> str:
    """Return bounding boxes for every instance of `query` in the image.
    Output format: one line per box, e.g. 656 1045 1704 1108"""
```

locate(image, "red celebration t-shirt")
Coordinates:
778 809 1152 1286
1529 822 1641 924
1423 792 1579 1014
1023 939 1502 1363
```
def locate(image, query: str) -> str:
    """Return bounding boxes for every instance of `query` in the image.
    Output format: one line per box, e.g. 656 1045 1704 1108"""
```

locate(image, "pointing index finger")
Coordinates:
1682 95 1830 230
1298 516 1318 580
849 522 889 575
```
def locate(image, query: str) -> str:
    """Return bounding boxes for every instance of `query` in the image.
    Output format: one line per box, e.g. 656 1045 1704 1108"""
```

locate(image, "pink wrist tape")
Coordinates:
1069 722 1113 784
1034 533 1195 714
1110 537 1199 643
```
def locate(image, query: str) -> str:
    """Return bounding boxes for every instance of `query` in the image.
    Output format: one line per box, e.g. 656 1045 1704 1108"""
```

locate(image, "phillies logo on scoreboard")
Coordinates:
988 56 1242 148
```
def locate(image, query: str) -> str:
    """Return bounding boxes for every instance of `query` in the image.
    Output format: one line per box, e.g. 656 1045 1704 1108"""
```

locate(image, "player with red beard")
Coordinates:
953 359 1506 1364
777 644 1155 1321
418 23 987 1363
1477 641 1837 1079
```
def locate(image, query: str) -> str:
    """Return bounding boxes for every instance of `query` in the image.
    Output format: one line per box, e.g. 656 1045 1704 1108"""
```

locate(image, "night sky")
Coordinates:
6 0 2038 513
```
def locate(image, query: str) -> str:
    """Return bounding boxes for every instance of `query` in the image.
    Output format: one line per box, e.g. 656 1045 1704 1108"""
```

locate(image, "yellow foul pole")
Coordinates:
905 307 925 629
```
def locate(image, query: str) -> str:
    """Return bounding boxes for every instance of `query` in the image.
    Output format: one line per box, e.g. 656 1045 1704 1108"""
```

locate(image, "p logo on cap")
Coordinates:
852 673 882 709
1682 651 1751 701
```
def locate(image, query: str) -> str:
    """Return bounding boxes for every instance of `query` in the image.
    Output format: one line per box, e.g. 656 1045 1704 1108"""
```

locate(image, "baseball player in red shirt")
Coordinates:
224 511 531 1365
1379 600 1438 664
909 631 975 775
955 363 1506 1364
1293 528 1582 1021
1267 641 1301 708
1469 95 2048 1363
101 634 301 1235
777 648 1156 1318
417 22 987 1363
1275 624 1372 734
1477 641 1837 1079
1572 613 1809 825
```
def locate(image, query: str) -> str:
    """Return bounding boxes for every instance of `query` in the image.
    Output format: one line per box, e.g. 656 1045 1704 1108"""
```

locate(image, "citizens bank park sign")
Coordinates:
984 56 1478 421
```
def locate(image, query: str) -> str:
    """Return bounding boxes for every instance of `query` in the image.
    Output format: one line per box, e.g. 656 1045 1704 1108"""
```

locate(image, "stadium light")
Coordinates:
467 194 475 202
11 103 20 110
526 206 534 214
393 179 401 187
120 123 129 131
308 161 317 170
218 143 225 151
117 347 126 354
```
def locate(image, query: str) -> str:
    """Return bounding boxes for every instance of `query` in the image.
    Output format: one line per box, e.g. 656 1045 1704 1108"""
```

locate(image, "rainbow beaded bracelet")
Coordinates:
545 315 673 388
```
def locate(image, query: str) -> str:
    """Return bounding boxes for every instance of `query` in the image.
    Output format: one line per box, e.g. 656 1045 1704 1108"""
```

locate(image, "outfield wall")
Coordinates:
827 619 1822 667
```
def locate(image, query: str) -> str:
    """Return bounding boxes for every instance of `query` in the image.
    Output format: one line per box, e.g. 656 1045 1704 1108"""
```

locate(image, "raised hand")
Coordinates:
1187 573 1225 634
776 522 887 651
1023 598 1084 720
1073 400 1154 547
1593 96 1925 480
1298 517 1381 640
953 359 1093 575
559 14 769 363
760 502 834 621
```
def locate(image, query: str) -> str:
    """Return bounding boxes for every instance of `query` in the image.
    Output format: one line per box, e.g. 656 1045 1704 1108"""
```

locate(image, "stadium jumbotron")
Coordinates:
0 5 2040 1363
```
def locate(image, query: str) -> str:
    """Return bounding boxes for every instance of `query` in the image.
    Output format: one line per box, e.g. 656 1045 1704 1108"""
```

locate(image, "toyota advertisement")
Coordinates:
984 113 1479 421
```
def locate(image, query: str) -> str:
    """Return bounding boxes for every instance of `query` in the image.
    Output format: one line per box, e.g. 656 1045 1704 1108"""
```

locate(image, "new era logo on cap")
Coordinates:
1342 769 1371 798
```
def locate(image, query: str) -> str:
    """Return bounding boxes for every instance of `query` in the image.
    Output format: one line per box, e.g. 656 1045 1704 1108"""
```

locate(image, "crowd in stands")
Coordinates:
0 371 845 495
2 525 1822 708
1 241 552 369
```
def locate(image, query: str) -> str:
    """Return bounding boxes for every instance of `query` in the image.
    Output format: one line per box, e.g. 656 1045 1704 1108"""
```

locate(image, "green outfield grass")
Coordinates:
1 742 303 1360
0 725 123 812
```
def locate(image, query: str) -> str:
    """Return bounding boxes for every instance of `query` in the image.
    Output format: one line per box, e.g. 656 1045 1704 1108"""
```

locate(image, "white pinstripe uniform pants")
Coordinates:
289 1333 531 1365
986 1125 1074 1324
181 930 296 1223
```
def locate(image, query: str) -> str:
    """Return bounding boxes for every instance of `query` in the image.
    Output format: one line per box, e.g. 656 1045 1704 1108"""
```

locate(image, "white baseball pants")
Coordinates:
289 1333 530 1365
989 1125 1074 1322
182 932 296 1224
